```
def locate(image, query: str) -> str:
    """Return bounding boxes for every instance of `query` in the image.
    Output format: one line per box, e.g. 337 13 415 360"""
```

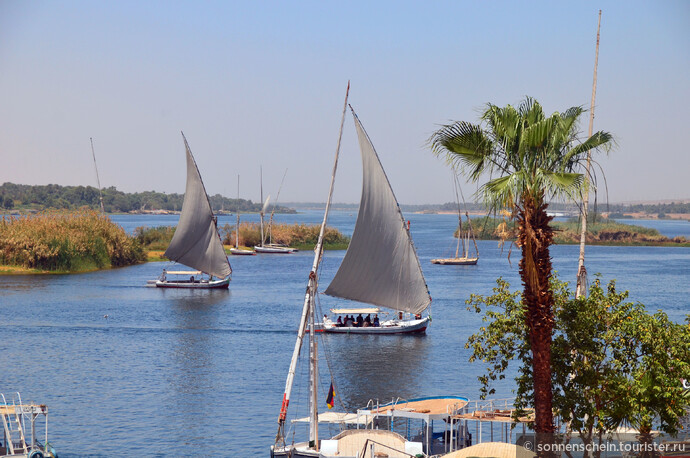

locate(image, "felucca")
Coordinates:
431 173 479 266
153 132 232 289
272 84 433 458
229 174 256 255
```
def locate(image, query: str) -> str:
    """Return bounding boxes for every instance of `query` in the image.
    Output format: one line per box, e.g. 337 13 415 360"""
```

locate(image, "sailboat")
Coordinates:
229 175 256 255
272 85 432 457
254 167 297 254
319 106 432 334
153 132 232 289
431 173 479 265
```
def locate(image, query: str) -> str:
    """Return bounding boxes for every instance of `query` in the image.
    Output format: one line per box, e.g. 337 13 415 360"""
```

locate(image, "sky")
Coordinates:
1 1 688 205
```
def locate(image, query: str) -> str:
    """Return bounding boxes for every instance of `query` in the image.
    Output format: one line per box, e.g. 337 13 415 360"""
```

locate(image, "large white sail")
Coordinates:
164 133 232 279
324 108 431 315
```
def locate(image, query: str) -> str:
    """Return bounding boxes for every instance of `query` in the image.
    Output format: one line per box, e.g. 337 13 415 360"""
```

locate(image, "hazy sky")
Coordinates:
1 1 688 205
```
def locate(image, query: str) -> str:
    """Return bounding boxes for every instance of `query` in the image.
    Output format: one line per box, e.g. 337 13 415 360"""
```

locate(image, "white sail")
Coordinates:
164 133 232 279
324 108 431 315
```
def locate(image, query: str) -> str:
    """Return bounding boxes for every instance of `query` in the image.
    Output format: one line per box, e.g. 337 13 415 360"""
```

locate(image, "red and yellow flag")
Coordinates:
326 382 335 409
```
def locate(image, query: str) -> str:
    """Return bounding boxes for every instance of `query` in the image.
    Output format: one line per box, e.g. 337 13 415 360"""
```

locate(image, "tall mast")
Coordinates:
90 137 105 214
236 175 241 249
268 168 288 245
576 10 602 298
259 166 265 247
453 172 464 258
276 82 350 449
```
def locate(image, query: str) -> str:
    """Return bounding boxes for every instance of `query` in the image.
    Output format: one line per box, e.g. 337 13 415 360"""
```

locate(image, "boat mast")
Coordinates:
260 167 265 247
268 168 288 245
276 82 350 448
90 137 105 214
453 172 464 258
236 175 241 249
576 10 602 299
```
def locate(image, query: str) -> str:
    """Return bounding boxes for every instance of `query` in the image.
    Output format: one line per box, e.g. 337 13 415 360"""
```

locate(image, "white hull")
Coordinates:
320 316 429 334
229 248 256 255
155 277 230 289
431 257 478 265
255 245 298 254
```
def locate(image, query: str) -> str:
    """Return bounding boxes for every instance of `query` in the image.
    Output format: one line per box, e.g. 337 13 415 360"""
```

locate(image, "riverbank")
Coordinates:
465 217 690 247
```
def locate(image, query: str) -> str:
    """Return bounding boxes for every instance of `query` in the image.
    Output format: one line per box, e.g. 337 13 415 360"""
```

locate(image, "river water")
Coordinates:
1 211 688 456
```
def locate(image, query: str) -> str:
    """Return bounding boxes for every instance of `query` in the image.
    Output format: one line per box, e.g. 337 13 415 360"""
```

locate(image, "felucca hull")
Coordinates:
155 277 230 289
229 248 256 255
431 257 478 265
254 246 297 254
321 316 429 334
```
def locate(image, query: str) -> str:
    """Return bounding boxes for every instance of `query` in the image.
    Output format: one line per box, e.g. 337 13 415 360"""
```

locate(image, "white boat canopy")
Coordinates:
291 411 371 426
329 307 380 314
165 270 202 275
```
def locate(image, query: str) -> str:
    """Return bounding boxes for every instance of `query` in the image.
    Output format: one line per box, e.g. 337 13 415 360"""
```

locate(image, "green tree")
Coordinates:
430 97 614 433
466 276 690 457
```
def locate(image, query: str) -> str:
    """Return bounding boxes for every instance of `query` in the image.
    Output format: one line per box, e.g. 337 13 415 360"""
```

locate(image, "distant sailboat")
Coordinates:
431 173 479 265
154 132 232 288
229 175 256 256
320 106 432 334
254 167 297 254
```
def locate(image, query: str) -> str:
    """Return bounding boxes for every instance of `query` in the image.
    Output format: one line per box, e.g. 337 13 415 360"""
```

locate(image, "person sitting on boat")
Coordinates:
160 269 167 282
373 315 380 327
364 314 372 326
336 316 343 326
345 315 354 327
356 314 364 327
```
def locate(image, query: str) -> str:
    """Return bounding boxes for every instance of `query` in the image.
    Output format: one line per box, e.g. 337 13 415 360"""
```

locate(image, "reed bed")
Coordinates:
221 222 349 250
133 225 176 251
0 210 146 272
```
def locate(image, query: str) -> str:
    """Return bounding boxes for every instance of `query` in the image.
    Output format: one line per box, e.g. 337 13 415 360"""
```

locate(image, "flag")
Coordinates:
326 382 335 409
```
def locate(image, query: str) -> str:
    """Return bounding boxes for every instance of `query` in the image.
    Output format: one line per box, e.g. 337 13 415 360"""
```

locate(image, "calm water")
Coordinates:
1 212 688 456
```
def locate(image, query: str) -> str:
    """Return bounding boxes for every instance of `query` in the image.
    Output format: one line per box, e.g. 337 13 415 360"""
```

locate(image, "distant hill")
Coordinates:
0 182 295 214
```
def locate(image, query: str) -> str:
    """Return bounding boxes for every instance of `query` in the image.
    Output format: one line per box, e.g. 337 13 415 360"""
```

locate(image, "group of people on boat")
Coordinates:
333 313 380 328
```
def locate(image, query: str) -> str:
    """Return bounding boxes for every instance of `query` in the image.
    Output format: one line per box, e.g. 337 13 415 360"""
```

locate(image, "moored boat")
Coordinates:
1 392 57 458
431 173 479 266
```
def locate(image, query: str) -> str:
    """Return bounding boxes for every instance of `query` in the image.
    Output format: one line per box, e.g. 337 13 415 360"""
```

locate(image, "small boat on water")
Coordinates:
229 175 255 256
1 392 57 458
151 133 232 289
431 173 479 266
254 168 298 254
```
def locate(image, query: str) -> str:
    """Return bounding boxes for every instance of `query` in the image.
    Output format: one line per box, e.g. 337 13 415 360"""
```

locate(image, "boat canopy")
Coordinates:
324 109 431 315
291 411 371 426
329 307 380 314
165 270 202 275
164 134 232 280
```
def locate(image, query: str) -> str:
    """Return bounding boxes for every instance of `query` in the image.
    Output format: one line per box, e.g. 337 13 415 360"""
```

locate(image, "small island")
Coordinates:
463 216 689 247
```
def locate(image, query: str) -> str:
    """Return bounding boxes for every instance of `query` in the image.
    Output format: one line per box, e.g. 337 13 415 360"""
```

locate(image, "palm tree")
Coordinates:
430 97 613 434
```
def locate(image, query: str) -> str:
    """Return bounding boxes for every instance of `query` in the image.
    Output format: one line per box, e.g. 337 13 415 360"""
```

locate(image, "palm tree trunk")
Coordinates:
517 194 556 435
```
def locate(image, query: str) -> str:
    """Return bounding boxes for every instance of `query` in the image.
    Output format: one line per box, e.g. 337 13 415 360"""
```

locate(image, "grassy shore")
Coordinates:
464 216 690 247
133 222 351 259
0 210 146 273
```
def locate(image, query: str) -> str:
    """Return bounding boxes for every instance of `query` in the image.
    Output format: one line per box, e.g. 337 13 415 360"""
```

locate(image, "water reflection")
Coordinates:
165 290 229 443
324 334 430 409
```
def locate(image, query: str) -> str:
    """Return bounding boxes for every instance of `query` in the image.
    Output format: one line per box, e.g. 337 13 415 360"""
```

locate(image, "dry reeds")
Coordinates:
221 222 349 249
0 210 145 271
